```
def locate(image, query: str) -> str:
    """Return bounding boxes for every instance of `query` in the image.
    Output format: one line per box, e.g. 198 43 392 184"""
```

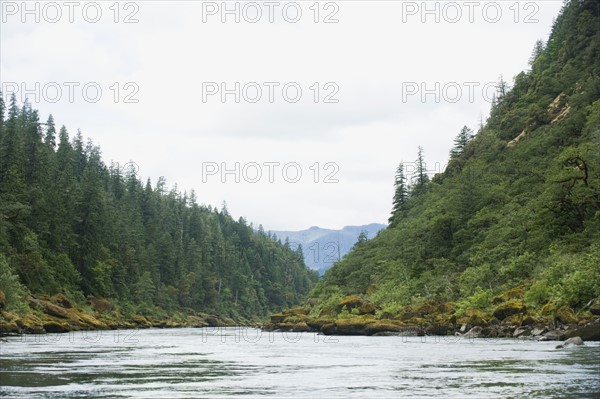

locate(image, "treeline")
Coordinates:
314 0 600 314
0 96 318 318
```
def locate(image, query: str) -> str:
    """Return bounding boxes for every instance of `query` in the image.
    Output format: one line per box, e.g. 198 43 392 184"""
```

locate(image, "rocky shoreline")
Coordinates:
2 291 599 343
0 293 239 336
264 294 600 341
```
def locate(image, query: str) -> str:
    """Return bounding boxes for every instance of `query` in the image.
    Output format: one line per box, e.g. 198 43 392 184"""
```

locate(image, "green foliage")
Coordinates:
309 285 344 317
389 163 408 226
0 97 317 319
0 254 28 314
314 1 600 315
455 287 494 316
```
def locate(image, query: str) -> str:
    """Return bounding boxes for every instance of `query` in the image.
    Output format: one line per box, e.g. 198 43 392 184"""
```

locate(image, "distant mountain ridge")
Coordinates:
271 224 386 275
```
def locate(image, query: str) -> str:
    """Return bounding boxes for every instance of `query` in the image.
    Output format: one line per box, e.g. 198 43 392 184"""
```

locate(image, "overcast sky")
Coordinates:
1 1 564 230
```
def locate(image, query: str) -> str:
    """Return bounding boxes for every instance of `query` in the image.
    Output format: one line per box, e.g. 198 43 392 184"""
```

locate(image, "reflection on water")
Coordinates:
1 328 599 398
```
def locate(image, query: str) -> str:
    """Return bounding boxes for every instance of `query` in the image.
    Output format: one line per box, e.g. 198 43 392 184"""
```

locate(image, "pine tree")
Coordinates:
44 115 56 148
529 39 545 67
411 146 429 195
389 162 408 225
497 75 508 101
450 126 474 158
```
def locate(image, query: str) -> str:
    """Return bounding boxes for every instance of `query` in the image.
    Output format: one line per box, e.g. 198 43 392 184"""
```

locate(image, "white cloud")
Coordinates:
1 1 564 230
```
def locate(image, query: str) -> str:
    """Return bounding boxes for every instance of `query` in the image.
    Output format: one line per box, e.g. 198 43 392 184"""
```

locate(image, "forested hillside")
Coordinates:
269 0 600 338
0 97 318 324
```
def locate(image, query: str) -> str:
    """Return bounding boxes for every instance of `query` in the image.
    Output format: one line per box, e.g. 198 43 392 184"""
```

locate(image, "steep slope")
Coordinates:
269 0 600 339
271 223 386 274
0 99 318 331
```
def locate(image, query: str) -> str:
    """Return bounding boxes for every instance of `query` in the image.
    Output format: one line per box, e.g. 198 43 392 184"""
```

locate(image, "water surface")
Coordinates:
1 328 599 398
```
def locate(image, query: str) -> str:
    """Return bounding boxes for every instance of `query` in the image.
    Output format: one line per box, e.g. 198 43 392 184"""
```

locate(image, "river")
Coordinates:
1 328 599 398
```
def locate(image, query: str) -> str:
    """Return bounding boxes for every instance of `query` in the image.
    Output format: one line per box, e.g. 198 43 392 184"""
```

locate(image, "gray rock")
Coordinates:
555 336 584 349
464 326 483 338
531 327 546 336
513 327 530 337
565 319 600 341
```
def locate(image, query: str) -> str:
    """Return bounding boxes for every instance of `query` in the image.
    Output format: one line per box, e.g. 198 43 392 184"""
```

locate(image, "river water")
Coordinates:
1 327 598 398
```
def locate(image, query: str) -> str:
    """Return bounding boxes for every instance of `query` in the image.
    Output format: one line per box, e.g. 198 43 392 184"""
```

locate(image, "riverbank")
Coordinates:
265 294 600 341
0 292 241 336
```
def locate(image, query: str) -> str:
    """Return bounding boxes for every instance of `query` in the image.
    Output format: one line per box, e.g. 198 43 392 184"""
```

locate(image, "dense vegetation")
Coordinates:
0 96 318 320
312 0 600 318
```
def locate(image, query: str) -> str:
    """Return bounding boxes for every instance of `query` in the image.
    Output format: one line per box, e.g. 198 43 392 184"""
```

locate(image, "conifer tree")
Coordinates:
389 162 408 226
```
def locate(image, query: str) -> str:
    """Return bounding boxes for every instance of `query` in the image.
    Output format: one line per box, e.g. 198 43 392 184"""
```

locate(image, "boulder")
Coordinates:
554 307 578 325
565 319 600 341
363 321 403 336
270 313 288 324
492 287 525 304
51 293 73 309
320 322 337 335
492 301 526 321
464 326 483 338
77 313 109 330
425 323 449 336
555 336 584 349
306 318 333 331
520 316 535 326
43 321 70 333
28 298 70 319
357 302 378 315
0 320 20 334
464 309 490 327
132 315 151 327
337 295 363 311
531 327 546 336
334 318 369 335
89 297 114 313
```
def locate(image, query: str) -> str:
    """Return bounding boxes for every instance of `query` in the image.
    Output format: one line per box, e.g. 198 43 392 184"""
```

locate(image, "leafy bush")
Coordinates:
455 287 494 316
0 254 29 314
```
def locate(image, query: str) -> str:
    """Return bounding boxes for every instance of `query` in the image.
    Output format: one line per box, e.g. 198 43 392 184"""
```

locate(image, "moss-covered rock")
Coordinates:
306 318 333 331
16 314 44 333
357 302 378 315
320 322 337 335
364 320 404 335
132 315 151 327
425 323 449 336
337 295 363 311
77 313 109 330
273 321 310 332
270 313 288 323
333 317 370 335
492 301 526 320
555 306 577 325
492 287 525 305
43 321 70 333
50 293 73 309
89 297 114 313
540 302 556 316
397 309 417 321
28 298 70 319
0 320 20 334
460 309 491 327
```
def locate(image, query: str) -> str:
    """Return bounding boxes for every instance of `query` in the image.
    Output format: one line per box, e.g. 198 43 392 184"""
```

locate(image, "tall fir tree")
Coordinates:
44 115 56 148
450 126 474 158
389 162 408 226
411 146 429 195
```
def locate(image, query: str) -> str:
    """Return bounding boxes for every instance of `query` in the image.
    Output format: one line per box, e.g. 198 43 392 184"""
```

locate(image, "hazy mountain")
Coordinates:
271 224 386 275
